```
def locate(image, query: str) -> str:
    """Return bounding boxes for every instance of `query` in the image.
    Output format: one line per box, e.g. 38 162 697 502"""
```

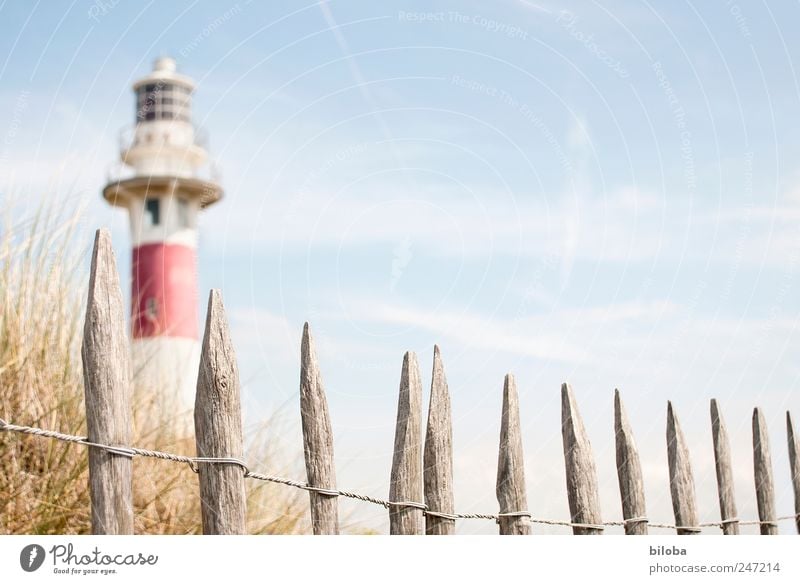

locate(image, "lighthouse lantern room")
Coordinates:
103 56 222 414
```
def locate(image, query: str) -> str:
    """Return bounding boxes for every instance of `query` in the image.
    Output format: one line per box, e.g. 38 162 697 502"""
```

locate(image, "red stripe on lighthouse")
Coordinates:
132 243 198 339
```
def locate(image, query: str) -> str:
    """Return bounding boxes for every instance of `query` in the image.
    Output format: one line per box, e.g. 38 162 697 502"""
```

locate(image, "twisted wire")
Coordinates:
2 418 797 530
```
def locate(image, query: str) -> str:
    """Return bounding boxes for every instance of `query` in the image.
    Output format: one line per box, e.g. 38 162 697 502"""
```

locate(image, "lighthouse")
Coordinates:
102 57 222 417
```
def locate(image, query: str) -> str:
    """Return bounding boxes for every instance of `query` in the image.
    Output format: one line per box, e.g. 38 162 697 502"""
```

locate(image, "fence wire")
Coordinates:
2 417 798 532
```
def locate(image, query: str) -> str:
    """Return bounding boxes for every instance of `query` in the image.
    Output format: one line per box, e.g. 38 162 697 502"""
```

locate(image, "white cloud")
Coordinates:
216 182 679 262
326 297 682 366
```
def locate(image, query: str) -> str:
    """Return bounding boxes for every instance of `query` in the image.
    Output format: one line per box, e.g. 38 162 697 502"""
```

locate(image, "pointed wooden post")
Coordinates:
788 412 800 534
496 374 531 535
424 345 455 535
561 383 602 535
82 229 133 535
194 290 247 534
614 389 647 535
667 402 699 534
752 408 777 535
389 351 424 535
300 323 339 534
710 399 739 534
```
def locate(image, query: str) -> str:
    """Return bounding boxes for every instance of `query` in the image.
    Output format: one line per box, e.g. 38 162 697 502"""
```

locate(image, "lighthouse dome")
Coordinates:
153 56 177 73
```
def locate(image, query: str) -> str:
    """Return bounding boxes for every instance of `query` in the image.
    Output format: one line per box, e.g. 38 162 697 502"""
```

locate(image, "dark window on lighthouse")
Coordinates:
145 297 158 320
145 198 160 226
136 82 191 123
137 83 158 121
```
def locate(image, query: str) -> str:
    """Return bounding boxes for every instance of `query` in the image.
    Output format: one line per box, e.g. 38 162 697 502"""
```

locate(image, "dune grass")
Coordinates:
0 202 308 534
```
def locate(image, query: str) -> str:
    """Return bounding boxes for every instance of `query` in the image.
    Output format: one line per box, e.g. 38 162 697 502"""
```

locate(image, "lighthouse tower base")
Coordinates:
131 337 199 433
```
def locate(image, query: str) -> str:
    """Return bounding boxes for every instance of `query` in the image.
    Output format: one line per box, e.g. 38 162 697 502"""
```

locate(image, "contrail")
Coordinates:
318 2 418 188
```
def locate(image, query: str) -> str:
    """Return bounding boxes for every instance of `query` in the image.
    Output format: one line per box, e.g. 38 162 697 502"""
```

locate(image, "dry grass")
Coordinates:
0 201 308 534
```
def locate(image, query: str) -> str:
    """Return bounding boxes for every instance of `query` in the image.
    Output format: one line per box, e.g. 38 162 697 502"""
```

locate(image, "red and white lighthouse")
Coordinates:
103 57 222 414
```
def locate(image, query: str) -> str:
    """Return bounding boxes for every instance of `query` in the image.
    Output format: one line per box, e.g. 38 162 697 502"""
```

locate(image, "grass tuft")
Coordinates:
0 201 307 534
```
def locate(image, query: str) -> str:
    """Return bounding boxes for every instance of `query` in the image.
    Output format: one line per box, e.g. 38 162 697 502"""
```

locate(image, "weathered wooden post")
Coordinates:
752 408 777 535
666 402 699 535
788 412 800 534
194 290 247 534
389 352 424 535
424 345 455 535
82 229 134 535
300 323 339 534
710 399 739 534
561 383 602 535
614 389 647 535
496 374 530 535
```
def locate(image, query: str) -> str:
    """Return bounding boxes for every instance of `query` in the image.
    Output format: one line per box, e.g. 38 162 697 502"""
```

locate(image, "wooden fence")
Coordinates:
5 228 800 535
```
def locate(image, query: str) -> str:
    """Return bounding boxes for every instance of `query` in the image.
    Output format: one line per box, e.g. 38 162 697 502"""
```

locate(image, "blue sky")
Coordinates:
2 1 800 534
